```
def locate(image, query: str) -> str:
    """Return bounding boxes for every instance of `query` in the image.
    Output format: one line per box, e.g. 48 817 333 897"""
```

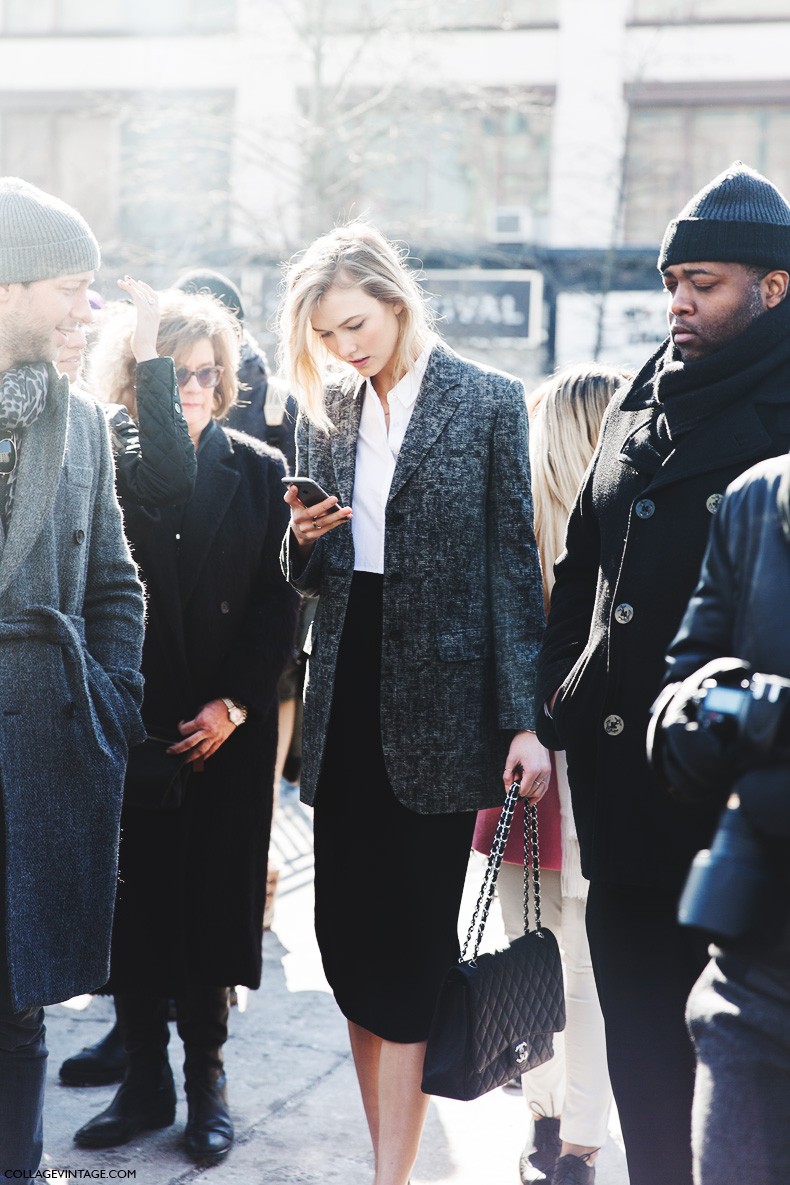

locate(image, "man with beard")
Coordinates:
0 178 145 1172
535 162 790 1185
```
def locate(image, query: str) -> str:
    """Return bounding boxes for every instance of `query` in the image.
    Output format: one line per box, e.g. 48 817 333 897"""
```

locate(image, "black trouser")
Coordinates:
585 882 709 1185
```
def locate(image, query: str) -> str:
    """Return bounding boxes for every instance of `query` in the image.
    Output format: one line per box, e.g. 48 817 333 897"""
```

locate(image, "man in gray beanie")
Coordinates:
0 178 145 1172
534 162 790 1185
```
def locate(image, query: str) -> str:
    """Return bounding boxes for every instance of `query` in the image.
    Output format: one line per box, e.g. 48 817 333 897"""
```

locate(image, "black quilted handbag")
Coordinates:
421 783 566 1101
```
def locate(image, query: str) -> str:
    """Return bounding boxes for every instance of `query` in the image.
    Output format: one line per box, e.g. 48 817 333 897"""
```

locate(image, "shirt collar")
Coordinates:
362 344 433 409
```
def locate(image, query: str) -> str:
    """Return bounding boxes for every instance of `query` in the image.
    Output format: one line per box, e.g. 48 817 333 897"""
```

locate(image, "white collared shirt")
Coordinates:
352 347 432 573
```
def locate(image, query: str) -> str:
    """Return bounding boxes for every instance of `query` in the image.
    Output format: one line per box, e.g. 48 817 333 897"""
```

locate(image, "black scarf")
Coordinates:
651 296 790 443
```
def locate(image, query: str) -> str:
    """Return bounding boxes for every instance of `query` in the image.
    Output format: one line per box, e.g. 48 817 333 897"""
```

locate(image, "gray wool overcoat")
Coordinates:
283 343 545 814
0 369 145 1012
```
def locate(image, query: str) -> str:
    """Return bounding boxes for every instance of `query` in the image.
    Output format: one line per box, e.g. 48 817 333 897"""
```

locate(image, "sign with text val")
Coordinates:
422 269 543 346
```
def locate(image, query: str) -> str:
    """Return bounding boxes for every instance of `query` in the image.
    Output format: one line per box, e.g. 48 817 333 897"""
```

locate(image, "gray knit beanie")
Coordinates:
658 161 790 272
0 177 100 283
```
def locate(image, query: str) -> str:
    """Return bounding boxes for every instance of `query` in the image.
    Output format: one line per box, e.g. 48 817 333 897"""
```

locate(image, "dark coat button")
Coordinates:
389 511 404 525
220 601 230 614
706 493 723 514
603 714 624 736
635 499 655 519
73 529 85 544
614 603 634 625
389 629 403 642
389 572 402 584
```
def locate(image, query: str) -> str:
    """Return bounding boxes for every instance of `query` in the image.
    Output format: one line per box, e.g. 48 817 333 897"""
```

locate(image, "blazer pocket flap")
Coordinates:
437 629 487 662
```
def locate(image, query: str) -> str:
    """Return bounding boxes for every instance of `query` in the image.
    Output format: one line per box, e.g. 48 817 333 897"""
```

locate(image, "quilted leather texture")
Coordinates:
108 357 196 510
422 927 566 1101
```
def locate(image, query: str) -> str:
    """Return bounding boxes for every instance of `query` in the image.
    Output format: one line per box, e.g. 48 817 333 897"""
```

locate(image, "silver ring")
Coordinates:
312 518 319 528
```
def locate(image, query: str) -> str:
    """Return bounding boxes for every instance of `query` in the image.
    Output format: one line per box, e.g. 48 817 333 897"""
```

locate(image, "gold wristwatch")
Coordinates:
221 697 248 727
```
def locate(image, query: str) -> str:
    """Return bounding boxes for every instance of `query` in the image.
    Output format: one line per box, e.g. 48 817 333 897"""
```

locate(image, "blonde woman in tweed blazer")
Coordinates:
279 222 548 1185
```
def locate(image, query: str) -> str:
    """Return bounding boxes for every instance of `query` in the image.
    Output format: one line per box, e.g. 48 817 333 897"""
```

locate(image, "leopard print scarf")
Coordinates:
0 363 48 526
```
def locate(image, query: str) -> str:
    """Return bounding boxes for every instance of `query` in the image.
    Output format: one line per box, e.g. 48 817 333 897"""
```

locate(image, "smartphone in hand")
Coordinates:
281 475 335 509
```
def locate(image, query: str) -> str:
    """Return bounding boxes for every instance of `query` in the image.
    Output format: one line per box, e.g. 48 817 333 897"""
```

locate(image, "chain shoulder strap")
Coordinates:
460 784 543 964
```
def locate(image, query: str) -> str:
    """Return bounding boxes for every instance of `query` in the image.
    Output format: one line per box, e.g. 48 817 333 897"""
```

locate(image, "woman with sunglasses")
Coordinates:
71 288 298 1164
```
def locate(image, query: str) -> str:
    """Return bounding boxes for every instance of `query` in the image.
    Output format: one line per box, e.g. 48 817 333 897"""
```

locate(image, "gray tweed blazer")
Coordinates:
283 342 545 814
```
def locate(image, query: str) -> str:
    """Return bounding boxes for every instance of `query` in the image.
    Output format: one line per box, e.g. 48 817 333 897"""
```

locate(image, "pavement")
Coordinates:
39 783 630 1185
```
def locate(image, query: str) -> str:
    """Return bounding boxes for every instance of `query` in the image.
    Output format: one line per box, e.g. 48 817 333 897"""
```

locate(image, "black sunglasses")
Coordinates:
175 365 224 389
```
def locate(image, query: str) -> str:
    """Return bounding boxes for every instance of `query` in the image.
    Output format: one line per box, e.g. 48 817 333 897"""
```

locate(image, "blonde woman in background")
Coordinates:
474 364 630 1185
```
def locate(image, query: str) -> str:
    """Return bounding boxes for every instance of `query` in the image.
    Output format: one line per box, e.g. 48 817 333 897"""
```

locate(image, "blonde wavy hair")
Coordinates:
87 288 240 420
528 363 632 612
277 222 436 432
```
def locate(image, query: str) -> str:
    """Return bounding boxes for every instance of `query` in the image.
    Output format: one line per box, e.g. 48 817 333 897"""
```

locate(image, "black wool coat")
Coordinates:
536 304 790 891
108 420 298 994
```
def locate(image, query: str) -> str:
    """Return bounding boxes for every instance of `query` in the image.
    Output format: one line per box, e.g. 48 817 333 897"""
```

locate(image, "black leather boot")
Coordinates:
176 986 234 1163
73 995 175 1149
184 1068 233 1161
60 998 127 1086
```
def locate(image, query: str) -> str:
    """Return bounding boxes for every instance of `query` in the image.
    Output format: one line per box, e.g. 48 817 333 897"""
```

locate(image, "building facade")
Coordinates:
0 0 786 378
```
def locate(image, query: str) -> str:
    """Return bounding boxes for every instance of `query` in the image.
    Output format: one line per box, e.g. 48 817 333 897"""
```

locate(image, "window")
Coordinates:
1 103 118 242
305 87 553 244
423 0 557 26
0 92 233 261
320 0 556 32
623 99 790 246
3 0 236 35
118 93 233 256
631 0 789 21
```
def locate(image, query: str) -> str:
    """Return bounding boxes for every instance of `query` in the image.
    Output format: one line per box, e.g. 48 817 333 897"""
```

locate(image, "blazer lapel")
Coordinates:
329 378 364 506
0 369 69 601
388 345 463 504
177 422 239 605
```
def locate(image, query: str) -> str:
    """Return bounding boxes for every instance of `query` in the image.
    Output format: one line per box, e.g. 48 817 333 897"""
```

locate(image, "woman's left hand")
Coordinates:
117 275 160 363
503 730 552 802
167 699 238 768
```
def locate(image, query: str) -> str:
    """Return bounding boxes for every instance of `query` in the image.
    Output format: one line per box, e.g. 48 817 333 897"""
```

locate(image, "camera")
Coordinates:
678 791 771 941
692 672 790 764
651 666 790 941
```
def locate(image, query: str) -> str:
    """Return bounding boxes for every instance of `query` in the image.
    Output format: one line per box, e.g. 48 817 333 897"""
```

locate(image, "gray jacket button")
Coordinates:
706 493 723 514
603 714 624 736
635 499 655 519
614 603 634 625
220 601 230 614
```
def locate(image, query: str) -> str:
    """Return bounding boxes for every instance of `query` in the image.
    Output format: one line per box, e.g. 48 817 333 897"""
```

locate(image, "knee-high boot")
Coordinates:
73 994 175 1149
176 985 233 1162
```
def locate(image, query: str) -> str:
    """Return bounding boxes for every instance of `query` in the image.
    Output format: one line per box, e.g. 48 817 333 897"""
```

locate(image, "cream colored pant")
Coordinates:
497 865 612 1148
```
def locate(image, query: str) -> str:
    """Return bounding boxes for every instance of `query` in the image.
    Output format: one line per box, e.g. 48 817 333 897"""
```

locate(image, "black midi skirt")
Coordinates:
312 571 476 1044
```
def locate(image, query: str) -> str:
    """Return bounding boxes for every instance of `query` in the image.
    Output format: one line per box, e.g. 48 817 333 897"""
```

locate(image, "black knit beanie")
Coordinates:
173 267 245 322
658 161 790 272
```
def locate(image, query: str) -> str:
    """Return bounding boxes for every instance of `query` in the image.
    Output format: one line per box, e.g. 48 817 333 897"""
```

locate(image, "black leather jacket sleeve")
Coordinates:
106 357 197 510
